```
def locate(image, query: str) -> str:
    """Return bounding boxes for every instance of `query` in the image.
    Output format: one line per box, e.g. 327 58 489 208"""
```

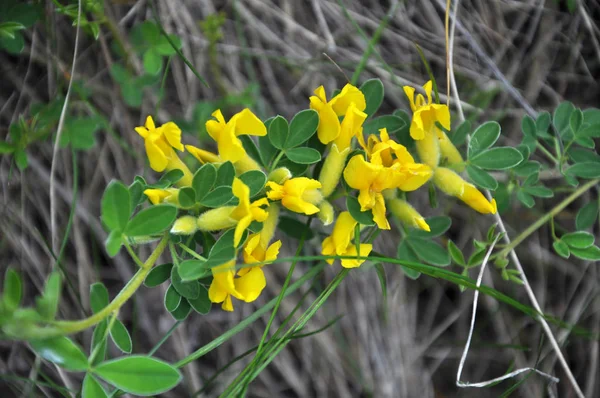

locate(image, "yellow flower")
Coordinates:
208 260 266 311
358 128 433 192
197 178 269 246
403 81 451 168
205 109 266 164
242 233 282 268
387 198 430 231
266 177 322 215
230 178 269 247
135 116 193 186
143 188 179 205
309 84 366 145
184 145 220 164
433 167 497 214
321 211 372 268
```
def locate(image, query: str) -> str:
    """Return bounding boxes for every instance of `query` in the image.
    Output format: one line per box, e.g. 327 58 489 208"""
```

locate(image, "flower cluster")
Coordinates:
135 80 496 312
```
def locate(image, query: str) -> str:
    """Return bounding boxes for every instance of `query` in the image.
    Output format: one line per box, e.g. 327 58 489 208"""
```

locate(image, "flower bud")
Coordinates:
267 167 292 185
171 215 199 235
318 144 350 198
317 200 335 226
388 198 430 231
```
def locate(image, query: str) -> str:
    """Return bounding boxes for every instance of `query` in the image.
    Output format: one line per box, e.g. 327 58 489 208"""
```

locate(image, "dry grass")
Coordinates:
1 0 599 396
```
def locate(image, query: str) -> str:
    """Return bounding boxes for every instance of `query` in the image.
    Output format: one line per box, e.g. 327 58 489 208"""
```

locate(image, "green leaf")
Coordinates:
125 205 177 236
285 147 321 164
448 240 465 265
517 190 535 208
188 285 211 314
287 109 318 148
0 141 15 154
521 115 537 139
204 229 238 268
536 111 552 138
553 101 575 136
164 285 181 312
157 169 184 187
93 356 182 396
553 240 570 259
144 263 173 287
14 148 28 170
0 33 24 54
101 181 131 232
470 147 523 170
452 120 471 146
239 135 264 167
178 259 209 281
513 161 541 177
61 117 101 150
30 337 88 371
279 216 314 240
105 230 123 257
363 115 405 136
360 79 384 117
570 109 583 134
36 271 61 320
178 187 196 208
565 162 600 179
397 240 421 279
143 49 162 75
192 163 217 200
576 202 598 230
467 165 498 190
569 245 600 261
407 238 450 267
154 34 182 56
468 121 501 157
239 170 267 197
562 231 595 249
259 132 278 167
215 161 235 187
170 297 192 320
569 148 600 163
90 283 109 314
128 180 145 210
268 116 289 150
408 216 451 238
82 374 108 398
3 268 22 311
90 322 108 365
199 186 233 208
110 320 132 354
392 110 412 147
346 196 375 226
522 185 554 198
171 266 200 299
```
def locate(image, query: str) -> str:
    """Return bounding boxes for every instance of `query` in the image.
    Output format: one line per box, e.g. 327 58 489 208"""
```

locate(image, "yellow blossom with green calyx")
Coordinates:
387 198 430 231
403 81 451 168
135 116 193 186
357 128 433 191
143 188 179 205
309 84 366 145
266 177 322 215
205 108 266 164
171 215 199 235
197 178 269 246
208 260 266 311
321 211 372 269
433 167 497 214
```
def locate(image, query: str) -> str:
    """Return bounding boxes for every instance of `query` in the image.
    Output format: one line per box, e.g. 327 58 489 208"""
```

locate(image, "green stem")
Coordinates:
174 262 326 368
52 236 169 334
123 239 144 268
269 150 286 172
496 179 599 259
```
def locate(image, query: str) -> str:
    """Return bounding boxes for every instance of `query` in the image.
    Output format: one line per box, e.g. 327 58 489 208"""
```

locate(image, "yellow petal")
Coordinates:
235 267 266 303
431 104 451 133
222 295 234 311
161 122 184 151
145 140 168 172
185 145 220 164
316 102 341 144
135 126 149 138
332 211 358 255
321 236 336 265
233 108 267 137
340 243 373 268
206 109 226 141
461 185 497 214
371 193 390 230
143 188 172 205
264 240 282 263
396 164 433 192
313 85 328 103
217 121 246 163
282 196 320 215
403 86 417 111
145 115 156 130
343 154 380 191
266 181 285 201
330 84 367 115
423 80 433 104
